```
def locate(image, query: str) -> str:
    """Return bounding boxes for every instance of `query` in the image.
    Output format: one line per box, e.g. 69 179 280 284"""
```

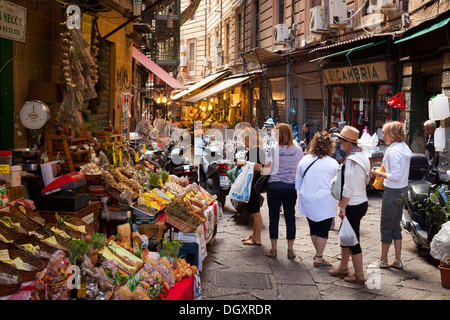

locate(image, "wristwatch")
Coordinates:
339 207 345 212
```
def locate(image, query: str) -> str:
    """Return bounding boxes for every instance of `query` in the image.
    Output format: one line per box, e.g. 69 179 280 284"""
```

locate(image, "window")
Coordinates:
188 41 196 73
235 13 244 59
279 0 284 24
254 0 260 47
225 22 230 63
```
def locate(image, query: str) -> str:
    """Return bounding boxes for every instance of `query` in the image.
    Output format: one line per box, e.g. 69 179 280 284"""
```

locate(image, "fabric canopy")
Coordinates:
394 15 450 44
182 76 250 103
172 70 229 101
132 47 186 89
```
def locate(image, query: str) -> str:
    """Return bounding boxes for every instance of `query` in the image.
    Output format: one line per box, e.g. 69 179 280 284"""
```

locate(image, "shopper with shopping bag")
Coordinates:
234 127 266 246
328 125 370 285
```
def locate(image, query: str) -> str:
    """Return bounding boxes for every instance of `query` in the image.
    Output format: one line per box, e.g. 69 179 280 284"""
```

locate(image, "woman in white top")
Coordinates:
371 121 412 270
296 131 339 267
328 126 371 285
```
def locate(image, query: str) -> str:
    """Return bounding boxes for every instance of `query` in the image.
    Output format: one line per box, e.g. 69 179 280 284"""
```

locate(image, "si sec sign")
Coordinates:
0 1 26 43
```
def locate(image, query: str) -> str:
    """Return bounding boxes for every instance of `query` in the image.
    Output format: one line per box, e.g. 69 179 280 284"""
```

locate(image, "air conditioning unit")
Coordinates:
328 0 348 25
203 57 211 67
367 0 394 13
179 56 187 67
273 24 289 44
309 6 327 32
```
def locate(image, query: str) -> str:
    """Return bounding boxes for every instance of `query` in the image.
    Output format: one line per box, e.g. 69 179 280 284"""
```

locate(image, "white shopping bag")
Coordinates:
338 216 359 247
229 162 255 203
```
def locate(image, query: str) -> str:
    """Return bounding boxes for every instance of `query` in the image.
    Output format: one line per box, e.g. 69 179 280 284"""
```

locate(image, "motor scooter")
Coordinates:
403 151 448 251
199 142 233 207
163 141 198 184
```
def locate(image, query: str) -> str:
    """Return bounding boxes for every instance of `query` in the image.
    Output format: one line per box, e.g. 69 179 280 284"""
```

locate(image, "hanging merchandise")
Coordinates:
122 93 133 133
387 93 405 109
56 9 98 133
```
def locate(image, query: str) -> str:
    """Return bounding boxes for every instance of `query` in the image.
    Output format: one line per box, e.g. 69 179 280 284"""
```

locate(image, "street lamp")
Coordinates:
216 43 223 65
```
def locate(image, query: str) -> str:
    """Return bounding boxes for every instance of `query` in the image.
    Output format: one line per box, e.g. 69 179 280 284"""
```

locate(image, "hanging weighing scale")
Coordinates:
19 100 51 148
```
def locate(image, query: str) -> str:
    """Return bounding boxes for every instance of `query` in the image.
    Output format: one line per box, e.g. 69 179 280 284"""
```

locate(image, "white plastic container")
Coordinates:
435 127 446 152
429 94 450 120
10 165 22 187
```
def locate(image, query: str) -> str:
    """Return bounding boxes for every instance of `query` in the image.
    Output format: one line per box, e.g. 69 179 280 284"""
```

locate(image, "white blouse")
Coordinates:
295 154 339 222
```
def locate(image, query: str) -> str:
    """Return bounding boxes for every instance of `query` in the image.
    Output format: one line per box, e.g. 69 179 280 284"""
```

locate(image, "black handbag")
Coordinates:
253 174 269 194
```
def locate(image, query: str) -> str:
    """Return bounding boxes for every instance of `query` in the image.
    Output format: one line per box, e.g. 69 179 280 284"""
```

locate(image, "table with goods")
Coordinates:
0 134 219 301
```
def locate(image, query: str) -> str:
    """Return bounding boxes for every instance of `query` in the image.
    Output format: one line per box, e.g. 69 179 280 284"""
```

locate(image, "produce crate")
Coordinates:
137 221 167 242
165 212 197 234
178 241 199 267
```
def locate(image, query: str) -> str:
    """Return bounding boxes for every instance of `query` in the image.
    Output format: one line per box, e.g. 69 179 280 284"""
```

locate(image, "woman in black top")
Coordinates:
239 127 266 246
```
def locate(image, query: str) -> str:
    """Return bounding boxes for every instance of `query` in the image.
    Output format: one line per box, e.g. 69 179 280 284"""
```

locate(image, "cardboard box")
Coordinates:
7 185 24 201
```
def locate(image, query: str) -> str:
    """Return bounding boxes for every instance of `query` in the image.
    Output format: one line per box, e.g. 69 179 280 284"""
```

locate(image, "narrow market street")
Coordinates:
201 190 450 300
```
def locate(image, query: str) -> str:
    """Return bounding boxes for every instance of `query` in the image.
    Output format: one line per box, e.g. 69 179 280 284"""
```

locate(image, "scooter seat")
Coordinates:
408 180 431 205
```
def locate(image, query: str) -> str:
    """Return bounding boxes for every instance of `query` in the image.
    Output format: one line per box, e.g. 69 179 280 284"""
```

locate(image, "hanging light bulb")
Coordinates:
208 104 213 111
162 96 167 104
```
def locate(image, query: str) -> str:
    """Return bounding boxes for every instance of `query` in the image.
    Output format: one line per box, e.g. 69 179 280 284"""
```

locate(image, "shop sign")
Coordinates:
0 1 26 43
323 61 388 85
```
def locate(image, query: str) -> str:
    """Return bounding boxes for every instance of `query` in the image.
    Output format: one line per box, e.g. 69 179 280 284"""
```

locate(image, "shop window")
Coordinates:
375 85 393 131
330 87 345 129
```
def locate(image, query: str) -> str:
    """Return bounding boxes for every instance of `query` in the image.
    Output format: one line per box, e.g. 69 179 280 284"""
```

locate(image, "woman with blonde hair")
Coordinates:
371 121 412 270
295 131 339 267
264 123 304 259
238 127 266 246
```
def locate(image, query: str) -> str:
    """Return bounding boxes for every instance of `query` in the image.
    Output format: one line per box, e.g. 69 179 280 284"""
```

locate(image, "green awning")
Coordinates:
394 15 450 44
310 40 387 62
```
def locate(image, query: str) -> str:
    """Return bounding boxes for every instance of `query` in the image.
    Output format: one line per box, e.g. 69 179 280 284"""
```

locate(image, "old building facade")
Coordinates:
177 0 450 150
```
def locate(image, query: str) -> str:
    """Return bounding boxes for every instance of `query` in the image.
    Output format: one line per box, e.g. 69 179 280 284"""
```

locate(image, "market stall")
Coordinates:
0 119 218 300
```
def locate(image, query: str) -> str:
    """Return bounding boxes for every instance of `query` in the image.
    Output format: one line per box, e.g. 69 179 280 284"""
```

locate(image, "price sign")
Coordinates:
0 1 27 43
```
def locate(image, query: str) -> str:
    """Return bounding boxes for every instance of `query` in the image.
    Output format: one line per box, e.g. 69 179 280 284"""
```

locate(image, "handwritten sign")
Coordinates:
0 1 26 43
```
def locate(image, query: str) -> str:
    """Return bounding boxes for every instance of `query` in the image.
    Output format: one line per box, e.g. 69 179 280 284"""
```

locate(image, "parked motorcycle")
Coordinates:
402 152 448 251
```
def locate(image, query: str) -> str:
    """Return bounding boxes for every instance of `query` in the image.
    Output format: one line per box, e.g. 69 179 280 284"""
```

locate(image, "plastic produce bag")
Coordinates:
339 216 359 247
431 221 450 261
229 162 255 203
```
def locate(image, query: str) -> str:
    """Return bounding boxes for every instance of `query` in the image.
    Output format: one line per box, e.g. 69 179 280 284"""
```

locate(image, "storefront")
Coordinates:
311 37 399 136
394 12 450 153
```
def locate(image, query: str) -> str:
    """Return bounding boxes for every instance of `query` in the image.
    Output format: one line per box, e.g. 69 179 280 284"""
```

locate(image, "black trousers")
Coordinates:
339 201 368 255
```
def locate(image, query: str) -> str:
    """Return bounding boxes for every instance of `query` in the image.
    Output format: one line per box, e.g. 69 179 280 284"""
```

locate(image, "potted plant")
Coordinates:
430 221 450 288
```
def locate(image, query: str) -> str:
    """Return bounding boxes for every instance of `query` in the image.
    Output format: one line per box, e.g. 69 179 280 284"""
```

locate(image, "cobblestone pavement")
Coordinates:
200 190 450 300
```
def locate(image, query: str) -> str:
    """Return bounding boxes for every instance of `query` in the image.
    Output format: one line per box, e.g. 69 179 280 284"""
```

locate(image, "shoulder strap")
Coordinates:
303 157 319 178
347 153 371 184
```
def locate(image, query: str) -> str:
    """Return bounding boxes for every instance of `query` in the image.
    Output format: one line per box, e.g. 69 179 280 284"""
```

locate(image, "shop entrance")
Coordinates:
0 39 14 150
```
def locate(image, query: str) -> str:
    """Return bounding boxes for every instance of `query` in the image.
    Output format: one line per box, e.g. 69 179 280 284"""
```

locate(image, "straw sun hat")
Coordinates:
333 125 361 144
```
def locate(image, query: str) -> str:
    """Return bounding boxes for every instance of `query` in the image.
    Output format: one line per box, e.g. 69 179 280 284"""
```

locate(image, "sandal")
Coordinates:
266 249 277 259
242 235 254 242
367 260 389 269
328 268 350 278
344 274 365 285
243 238 261 246
389 260 404 270
287 250 296 260
313 256 332 267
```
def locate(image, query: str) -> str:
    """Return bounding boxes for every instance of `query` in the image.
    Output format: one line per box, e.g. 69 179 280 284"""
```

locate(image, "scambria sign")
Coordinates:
0 1 26 43
322 61 388 85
